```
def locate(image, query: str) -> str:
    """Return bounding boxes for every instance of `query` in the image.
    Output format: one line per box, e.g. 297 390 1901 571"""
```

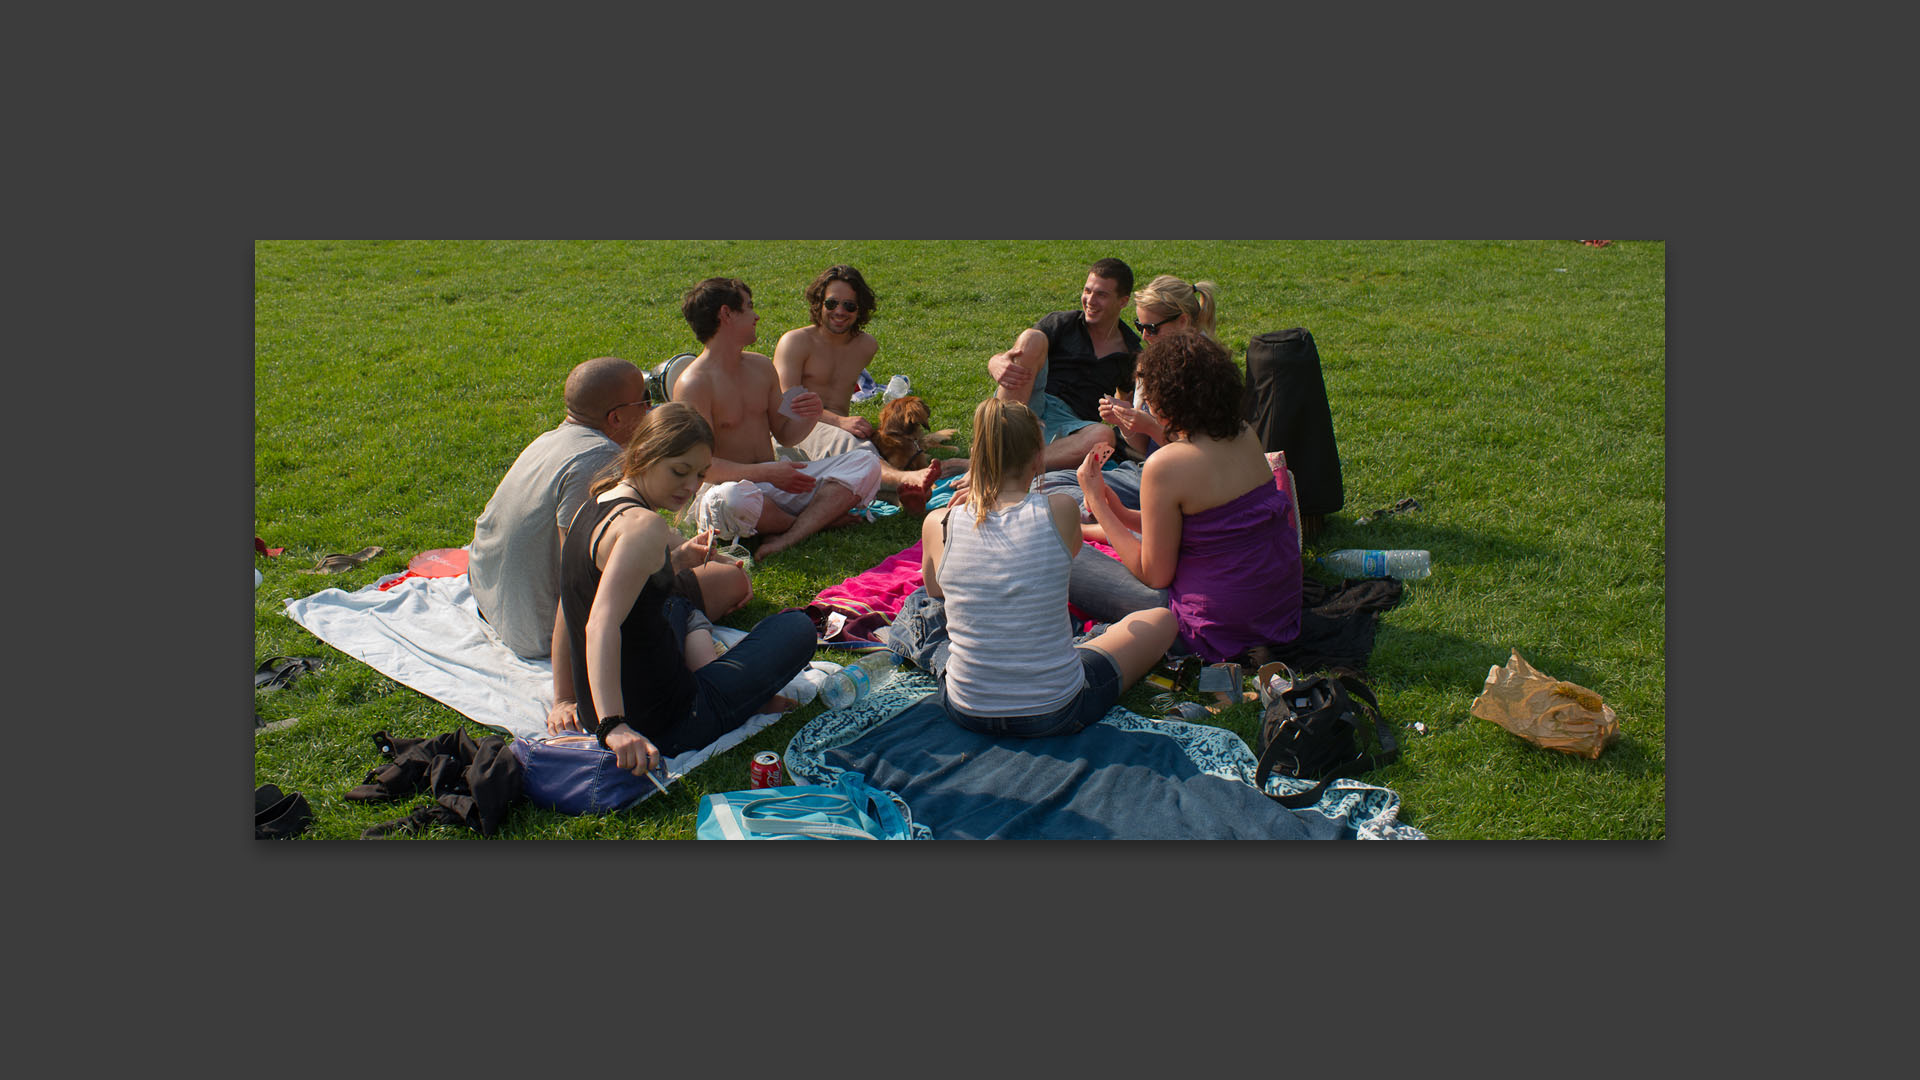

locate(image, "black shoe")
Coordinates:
255 791 313 839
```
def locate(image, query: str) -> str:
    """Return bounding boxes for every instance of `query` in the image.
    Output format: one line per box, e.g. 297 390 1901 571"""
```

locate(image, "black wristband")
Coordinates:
594 714 625 748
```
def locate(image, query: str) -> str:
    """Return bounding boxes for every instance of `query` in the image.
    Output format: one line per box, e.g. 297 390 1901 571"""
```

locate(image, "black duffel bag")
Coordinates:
1244 328 1343 522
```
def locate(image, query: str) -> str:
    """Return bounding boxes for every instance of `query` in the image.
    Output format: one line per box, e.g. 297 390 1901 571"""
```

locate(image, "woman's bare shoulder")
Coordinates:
1141 439 1208 481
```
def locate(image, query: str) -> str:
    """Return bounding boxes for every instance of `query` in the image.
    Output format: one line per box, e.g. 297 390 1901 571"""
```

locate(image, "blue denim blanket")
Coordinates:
784 672 1424 840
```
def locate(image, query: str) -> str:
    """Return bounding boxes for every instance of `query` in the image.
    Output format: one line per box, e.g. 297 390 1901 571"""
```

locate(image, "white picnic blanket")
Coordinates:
281 568 837 789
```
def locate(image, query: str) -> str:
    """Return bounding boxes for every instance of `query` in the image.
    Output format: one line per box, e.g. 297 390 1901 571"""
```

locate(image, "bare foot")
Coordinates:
898 459 940 499
755 530 796 559
758 694 798 714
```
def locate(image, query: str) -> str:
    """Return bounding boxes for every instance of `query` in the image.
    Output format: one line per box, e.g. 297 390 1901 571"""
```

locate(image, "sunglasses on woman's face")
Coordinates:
822 298 859 313
1136 315 1178 336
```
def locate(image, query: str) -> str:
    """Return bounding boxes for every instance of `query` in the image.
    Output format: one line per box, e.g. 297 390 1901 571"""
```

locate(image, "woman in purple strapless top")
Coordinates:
1078 327 1302 662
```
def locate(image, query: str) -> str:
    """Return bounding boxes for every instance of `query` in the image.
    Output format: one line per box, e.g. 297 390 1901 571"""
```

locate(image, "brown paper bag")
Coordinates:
1469 649 1619 759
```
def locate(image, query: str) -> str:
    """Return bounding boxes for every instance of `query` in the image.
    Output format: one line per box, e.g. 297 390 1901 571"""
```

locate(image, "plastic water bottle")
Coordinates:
820 652 901 710
882 374 912 401
1318 549 1431 580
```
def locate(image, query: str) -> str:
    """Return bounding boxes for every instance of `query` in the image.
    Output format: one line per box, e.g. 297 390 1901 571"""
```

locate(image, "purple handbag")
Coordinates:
511 734 660 815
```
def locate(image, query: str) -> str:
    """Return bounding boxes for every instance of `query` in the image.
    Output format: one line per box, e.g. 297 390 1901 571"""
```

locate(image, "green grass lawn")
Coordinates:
254 239 1664 840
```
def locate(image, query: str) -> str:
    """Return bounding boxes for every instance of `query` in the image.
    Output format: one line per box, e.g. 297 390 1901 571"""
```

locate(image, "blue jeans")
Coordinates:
940 646 1122 738
1039 458 1145 515
662 602 816 756
1067 544 1167 624
887 587 953 678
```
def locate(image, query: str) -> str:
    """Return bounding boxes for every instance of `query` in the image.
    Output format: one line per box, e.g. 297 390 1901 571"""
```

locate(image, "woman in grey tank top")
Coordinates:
920 399 1176 737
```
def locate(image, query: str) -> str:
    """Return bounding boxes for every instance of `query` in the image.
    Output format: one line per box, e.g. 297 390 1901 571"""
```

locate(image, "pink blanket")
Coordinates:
813 542 928 618
809 537 1124 644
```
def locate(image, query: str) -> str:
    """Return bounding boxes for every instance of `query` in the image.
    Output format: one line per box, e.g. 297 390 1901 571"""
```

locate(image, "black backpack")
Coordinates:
1244 328 1343 518
1253 666 1399 808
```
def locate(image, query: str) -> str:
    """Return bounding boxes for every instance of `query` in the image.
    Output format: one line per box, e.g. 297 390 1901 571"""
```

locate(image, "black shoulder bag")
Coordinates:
1254 666 1399 808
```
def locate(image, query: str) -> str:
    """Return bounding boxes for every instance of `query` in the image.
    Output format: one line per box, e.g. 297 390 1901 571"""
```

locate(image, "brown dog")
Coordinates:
872 395 962 512
873 395 937 473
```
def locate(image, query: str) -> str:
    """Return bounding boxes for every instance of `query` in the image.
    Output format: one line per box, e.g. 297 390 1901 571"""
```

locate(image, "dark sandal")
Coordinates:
298 545 385 574
255 656 325 691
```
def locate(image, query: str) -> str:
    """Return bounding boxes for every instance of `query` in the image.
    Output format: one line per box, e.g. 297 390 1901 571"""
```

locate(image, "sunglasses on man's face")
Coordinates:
1136 315 1179 336
822 298 860 313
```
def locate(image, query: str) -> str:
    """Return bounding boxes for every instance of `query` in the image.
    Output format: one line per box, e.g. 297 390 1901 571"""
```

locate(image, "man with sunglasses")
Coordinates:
771 265 937 499
468 356 750 661
988 257 1141 471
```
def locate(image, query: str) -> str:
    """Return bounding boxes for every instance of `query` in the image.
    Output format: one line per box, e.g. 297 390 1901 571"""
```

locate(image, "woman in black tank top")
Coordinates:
548 404 816 780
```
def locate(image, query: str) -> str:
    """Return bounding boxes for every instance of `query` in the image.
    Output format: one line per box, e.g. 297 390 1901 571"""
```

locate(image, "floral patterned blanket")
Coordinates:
784 671 1425 840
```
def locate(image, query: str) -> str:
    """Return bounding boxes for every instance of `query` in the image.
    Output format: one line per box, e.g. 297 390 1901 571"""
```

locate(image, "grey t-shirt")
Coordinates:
468 422 621 658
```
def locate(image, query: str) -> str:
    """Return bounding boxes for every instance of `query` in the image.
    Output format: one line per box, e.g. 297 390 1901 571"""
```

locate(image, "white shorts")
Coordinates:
794 422 871 462
691 449 883 538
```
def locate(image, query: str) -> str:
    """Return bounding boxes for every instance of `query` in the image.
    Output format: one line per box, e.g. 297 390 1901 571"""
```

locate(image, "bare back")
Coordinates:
1144 426 1276 517
773 325 878 414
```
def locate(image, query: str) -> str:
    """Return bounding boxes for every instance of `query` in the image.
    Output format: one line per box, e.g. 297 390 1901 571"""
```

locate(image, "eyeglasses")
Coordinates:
821 298 860 313
605 398 650 422
1136 315 1180 337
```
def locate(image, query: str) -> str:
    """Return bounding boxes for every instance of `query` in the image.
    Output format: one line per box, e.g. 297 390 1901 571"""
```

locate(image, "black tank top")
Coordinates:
558 495 695 743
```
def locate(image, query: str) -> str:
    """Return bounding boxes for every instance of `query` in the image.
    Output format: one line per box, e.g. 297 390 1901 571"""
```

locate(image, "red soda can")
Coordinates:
749 751 784 789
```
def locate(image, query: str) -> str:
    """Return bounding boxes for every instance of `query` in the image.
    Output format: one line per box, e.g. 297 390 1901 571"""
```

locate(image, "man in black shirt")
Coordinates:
987 257 1141 471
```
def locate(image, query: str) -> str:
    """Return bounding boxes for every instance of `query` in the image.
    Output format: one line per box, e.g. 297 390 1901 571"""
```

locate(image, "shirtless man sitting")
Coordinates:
673 277 882 559
772 264 939 500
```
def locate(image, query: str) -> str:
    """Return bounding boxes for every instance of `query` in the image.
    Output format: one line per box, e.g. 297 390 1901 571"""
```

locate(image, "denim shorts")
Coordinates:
941 646 1123 738
1033 391 1098 444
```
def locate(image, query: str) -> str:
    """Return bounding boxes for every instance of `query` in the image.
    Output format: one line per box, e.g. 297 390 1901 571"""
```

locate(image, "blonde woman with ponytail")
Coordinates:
918 398 1176 737
1133 274 1219 340
1097 274 1220 458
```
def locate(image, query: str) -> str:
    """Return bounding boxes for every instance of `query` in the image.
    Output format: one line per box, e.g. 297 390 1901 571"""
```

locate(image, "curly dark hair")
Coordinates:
681 277 753 343
805 264 877 333
1135 328 1246 441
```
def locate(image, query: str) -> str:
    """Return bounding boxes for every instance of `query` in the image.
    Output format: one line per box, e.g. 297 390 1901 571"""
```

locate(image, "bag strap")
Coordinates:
1335 674 1399 770
737 791 880 839
1255 755 1335 809
590 496 650 564
837 770 909 838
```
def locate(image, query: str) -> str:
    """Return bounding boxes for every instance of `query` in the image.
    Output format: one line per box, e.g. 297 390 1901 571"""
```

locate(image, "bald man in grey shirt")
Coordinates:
469 356 750 658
